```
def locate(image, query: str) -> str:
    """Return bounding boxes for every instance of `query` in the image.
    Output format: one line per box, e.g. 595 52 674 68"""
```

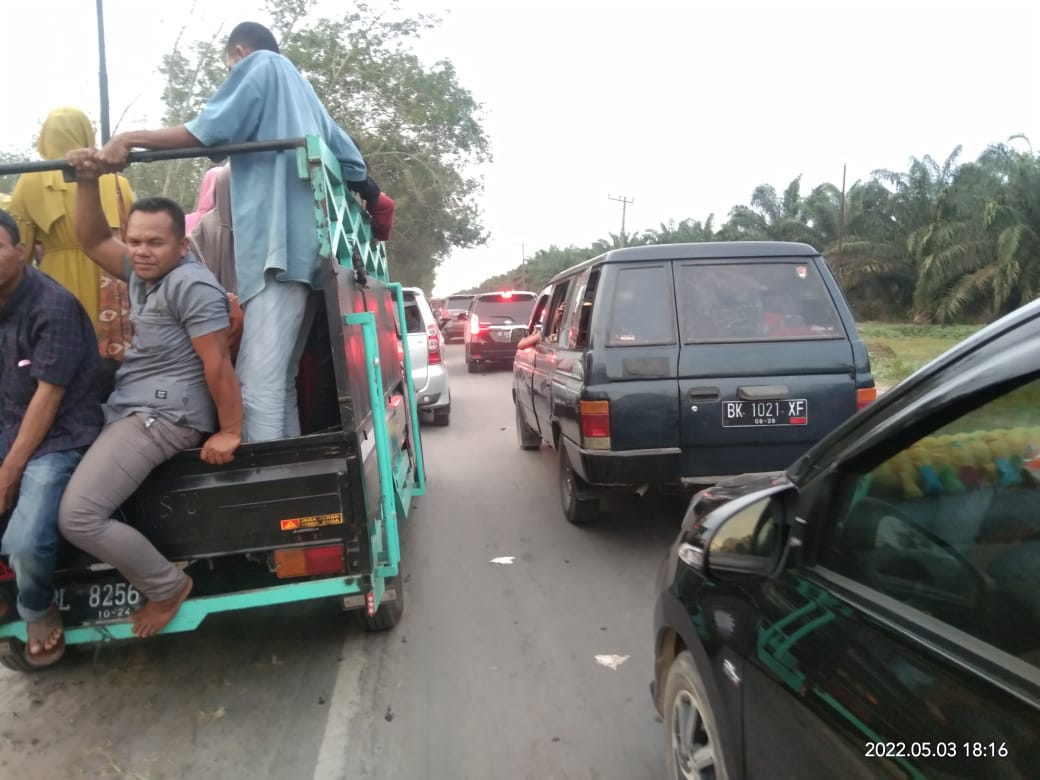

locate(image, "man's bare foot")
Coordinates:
25 606 65 667
132 575 193 638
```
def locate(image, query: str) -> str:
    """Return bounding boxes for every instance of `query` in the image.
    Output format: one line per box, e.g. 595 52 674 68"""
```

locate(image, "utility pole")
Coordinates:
520 243 526 288
837 163 847 264
608 194 634 247
96 0 111 143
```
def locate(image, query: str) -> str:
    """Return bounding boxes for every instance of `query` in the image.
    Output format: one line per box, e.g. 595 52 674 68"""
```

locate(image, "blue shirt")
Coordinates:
185 50 367 304
0 266 103 459
106 253 230 432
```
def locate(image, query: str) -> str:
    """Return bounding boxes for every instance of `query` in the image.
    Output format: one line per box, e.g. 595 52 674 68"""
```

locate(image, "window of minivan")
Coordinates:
445 295 474 311
677 261 844 342
472 292 537 323
606 265 677 346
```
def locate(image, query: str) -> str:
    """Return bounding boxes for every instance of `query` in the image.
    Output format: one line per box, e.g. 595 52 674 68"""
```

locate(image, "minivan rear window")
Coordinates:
445 295 474 310
473 292 537 323
676 262 844 342
606 266 677 346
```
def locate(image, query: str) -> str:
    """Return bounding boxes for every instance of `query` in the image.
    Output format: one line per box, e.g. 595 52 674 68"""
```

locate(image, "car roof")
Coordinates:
548 241 821 284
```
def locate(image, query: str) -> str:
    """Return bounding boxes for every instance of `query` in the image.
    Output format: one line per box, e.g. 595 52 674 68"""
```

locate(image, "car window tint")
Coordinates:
404 303 425 334
819 377 1040 670
606 265 676 346
677 262 844 342
473 293 537 322
567 268 600 350
544 281 571 344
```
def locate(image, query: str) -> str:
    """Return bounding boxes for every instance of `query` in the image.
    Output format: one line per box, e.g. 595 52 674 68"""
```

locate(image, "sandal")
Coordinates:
24 605 65 668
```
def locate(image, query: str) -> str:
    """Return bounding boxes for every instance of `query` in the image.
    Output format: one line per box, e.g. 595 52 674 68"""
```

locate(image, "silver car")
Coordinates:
402 287 451 426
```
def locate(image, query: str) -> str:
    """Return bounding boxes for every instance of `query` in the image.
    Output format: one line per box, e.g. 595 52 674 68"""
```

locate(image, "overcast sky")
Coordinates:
6 0 1039 295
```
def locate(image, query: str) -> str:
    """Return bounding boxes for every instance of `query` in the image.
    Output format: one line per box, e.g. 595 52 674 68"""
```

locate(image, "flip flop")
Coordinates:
24 605 65 668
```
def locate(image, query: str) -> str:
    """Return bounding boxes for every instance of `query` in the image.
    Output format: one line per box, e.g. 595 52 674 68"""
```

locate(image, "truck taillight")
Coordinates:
580 400 611 450
274 545 346 579
428 335 442 365
857 386 877 411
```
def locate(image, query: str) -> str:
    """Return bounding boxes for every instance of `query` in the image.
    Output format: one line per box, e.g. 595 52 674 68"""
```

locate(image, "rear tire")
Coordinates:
516 403 541 450
467 361 481 374
360 570 404 632
664 651 729 780
558 445 599 525
0 638 47 673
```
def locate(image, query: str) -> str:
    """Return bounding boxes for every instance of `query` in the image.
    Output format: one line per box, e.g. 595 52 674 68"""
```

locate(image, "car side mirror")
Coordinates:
677 483 798 580
458 312 468 321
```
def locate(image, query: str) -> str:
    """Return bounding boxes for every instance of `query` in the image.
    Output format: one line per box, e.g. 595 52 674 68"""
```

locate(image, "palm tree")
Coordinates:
641 215 717 245
718 176 819 244
914 137 1040 321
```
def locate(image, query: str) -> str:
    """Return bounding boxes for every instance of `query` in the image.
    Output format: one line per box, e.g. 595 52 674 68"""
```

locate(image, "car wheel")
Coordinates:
515 403 541 450
467 361 481 374
432 405 451 426
664 651 729 780
558 445 599 525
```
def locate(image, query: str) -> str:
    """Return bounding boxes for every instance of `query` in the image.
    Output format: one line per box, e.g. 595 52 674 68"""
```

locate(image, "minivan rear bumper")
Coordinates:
563 438 809 487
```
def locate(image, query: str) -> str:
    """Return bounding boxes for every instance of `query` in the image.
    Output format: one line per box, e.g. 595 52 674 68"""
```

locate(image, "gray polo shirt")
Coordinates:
106 252 230 432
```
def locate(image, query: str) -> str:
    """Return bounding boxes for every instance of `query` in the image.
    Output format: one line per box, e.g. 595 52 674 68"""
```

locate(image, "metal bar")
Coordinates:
345 310 398 608
96 0 111 143
0 575 365 645
0 138 307 178
389 282 427 496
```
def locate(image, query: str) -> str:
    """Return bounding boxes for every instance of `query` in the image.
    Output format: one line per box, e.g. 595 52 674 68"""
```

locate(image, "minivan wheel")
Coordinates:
467 360 481 374
515 403 541 450
558 446 599 525
664 651 728 780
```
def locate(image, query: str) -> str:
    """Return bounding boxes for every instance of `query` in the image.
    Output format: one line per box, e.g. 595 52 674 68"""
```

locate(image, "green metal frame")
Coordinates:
0 135 425 647
0 576 366 644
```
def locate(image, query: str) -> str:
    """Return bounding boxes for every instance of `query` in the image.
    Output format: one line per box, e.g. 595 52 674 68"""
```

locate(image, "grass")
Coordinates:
858 322 983 389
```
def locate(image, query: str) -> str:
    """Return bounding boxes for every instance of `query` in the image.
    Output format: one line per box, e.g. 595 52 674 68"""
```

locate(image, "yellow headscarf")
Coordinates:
17 106 123 233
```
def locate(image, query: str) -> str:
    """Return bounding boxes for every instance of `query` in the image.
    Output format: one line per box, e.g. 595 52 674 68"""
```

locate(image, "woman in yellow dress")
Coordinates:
7 106 134 358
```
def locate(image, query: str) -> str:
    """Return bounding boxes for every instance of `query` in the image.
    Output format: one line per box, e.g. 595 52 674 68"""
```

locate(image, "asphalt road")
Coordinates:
0 345 686 780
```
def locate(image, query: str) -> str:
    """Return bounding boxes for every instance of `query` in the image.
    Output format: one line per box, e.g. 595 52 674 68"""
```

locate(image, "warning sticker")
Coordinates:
280 513 344 531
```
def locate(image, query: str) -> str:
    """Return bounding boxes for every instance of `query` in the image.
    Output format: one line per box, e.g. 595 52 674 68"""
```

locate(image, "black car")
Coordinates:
652 299 1040 779
464 290 537 372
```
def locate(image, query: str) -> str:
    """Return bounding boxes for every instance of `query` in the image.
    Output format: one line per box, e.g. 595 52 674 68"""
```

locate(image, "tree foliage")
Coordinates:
125 0 489 291
467 137 1040 324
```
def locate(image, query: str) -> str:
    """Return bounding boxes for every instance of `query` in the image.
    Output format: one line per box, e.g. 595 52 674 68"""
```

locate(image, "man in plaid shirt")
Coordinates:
0 209 103 667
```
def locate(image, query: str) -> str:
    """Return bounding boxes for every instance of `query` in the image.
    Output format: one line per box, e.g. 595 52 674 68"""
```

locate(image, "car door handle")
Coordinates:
688 387 720 402
738 384 789 400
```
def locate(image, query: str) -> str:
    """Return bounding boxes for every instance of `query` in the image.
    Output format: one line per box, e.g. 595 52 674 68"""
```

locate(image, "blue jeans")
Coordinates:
0 449 83 622
236 273 319 443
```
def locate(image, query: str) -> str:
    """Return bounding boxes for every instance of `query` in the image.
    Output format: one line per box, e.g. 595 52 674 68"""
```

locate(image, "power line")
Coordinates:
608 194 634 246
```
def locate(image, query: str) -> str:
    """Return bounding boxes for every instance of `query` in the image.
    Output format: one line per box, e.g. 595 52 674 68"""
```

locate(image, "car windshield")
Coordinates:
473 294 537 323
676 261 845 342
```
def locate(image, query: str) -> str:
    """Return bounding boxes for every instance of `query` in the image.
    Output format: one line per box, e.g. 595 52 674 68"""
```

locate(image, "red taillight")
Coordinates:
580 400 611 450
428 335 442 364
857 387 877 411
469 313 481 335
396 340 404 362
500 291 513 299
274 544 346 579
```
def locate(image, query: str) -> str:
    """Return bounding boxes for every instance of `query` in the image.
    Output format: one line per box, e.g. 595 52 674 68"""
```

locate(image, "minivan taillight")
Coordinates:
580 400 611 450
469 313 482 335
857 386 877 411
428 335 442 365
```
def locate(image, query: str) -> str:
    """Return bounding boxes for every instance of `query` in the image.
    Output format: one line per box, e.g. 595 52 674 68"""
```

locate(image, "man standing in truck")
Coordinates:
58 155 242 638
0 210 103 666
95 21 394 443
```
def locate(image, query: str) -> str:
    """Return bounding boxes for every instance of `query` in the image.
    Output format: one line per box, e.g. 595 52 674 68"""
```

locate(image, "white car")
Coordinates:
401 287 451 426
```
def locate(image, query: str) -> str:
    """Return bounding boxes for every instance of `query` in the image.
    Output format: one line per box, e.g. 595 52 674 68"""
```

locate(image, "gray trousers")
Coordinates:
59 412 202 602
